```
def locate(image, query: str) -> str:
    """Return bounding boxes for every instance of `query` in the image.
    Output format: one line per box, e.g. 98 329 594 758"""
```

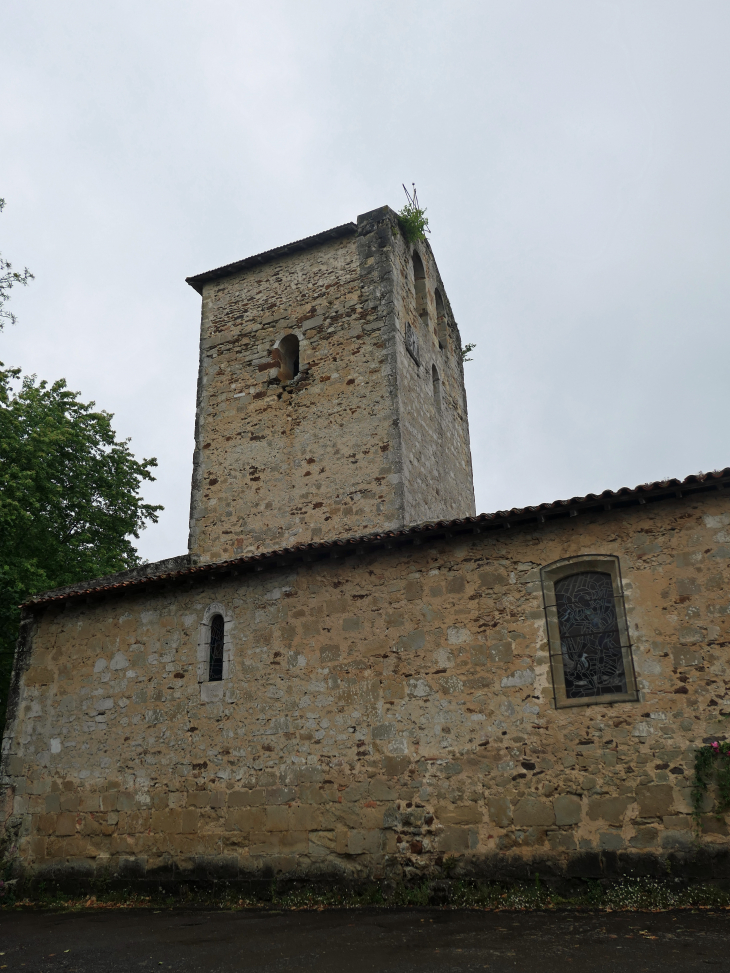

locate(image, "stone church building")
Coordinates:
2 205 730 888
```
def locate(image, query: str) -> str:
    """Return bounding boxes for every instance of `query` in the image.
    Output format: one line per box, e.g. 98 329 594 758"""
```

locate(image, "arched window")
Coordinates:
435 289 448 351
276 334 300 382
412 252 428 327
432 364 442 413
540 556 638 708
208 614 224 682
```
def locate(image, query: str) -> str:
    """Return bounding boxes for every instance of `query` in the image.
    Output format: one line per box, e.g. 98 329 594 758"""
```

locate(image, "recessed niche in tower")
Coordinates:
435 288 448 351
432 363 442 414
412 251 428 328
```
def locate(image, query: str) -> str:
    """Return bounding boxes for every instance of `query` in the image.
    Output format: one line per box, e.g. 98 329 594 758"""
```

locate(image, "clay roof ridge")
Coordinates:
185 222 358 294
22 466 730 608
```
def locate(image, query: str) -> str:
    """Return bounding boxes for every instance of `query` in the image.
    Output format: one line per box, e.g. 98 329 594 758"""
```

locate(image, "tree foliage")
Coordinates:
0 200 34 329
0 365 162 731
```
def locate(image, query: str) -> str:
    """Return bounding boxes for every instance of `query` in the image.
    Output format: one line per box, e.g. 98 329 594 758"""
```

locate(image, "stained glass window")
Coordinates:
208 614 224 682
554 571 627 699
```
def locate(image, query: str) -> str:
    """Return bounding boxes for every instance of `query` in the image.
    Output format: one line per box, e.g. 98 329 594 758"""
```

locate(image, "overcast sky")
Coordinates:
2 1 730 563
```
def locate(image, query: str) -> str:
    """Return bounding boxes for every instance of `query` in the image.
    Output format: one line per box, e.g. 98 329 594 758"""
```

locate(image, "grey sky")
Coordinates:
2 1 729 563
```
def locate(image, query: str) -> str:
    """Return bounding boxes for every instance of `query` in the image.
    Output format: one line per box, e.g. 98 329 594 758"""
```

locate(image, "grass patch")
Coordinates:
3 876 730 913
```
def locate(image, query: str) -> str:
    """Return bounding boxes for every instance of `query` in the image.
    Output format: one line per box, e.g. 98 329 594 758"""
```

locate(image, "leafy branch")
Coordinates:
461 342 476 363
397 183 430 244
0 199 34 329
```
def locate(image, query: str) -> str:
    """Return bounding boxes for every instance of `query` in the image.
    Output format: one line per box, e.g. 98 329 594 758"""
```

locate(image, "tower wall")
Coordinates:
390 235 476 525
188 207 475 564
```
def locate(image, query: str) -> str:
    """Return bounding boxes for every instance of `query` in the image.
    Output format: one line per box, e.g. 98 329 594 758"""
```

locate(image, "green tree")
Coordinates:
0 199 34 329
0 365 162 733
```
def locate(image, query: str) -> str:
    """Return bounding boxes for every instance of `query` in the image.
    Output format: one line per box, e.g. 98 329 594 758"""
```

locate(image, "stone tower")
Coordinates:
186 205 476 564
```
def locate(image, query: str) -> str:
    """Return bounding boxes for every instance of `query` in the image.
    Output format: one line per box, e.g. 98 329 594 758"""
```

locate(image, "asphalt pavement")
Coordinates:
0 908 728 972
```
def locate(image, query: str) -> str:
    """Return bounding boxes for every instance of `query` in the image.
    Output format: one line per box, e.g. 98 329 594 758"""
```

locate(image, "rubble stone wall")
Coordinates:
390 234 476 526
3 491 730 885
188 207 475 565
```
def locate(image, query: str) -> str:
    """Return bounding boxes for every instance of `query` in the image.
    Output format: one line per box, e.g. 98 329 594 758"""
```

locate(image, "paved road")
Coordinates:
0 908 728 972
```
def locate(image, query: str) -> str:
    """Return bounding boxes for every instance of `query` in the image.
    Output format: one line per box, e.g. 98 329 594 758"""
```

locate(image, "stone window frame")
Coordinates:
540 554 639 709
197 603 234 696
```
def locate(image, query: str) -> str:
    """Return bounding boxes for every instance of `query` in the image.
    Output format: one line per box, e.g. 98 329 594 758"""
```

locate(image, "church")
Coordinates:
2 205 729 889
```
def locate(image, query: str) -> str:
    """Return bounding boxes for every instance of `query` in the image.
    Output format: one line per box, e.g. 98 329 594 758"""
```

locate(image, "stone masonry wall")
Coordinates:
188 217 403 564
3 491 730 885
390 233 476 526
188 208 475 566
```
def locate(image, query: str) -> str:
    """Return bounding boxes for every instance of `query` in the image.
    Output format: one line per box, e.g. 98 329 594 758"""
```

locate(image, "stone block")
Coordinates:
701 814 728 835
369 778 397 801
636 784 674 818
513 797 554 828
181 810 199 834
553 795 582 826
587 796 632 826
60 794 80 812
37 813 57 835
118 791 136 811
249 831 307 855
266 786 296 805
186 791 212 808
488 796 512 828
151 809 182 834
308 831 336 858
249 832 278 856
29 836 47 858
228 788 265 808
671 646 702 667
300 784 337 804
265 806 289 831
45 794 60 813
343 782 369 803
598 832 625 851
319 644 340 663
438 827 469 852
79 793 101 812
630 826 658 848
489 641 513 664
225 808 265 832
5 756 24 776
101 792 117 812
435 804 483 826
381 756 410 777
663 814 691 831
55 813 77 836
289 805 321 831
347 829 381 855
278 832 308 854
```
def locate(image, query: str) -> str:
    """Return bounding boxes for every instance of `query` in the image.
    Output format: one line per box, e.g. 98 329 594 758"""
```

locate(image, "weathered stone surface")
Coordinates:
554 795 582 827
587 796 633 827
513 798 554 828
636 785 674 818
187 207 475 563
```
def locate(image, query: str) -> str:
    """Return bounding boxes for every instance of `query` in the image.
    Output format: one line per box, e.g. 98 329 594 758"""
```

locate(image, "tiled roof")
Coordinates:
185 222 358 294
24 467 730 609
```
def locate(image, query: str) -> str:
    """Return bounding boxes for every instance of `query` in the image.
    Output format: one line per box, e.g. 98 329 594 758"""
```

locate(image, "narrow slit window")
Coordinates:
435 289 448 350
277 334 300 382
412 252 428 327
432 364 442 413
208 614 224 682
541 555 638 708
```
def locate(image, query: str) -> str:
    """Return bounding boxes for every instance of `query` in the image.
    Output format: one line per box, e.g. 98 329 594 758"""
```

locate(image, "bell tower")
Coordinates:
186 206 475 564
